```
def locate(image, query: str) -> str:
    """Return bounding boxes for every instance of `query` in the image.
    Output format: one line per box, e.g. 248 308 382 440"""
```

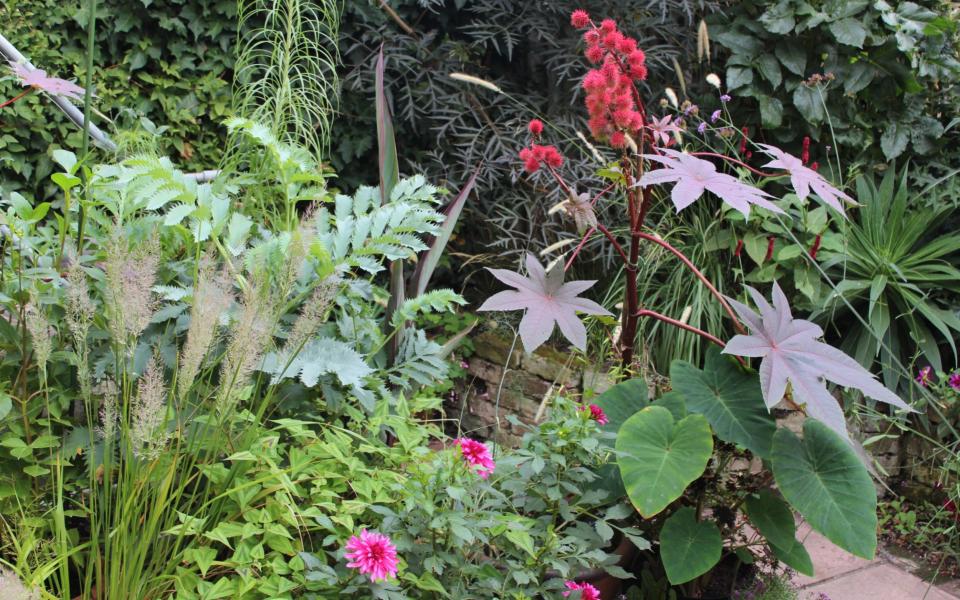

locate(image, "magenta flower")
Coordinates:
710 109 721 123
646 115 680 145
582 403 609 425
697 121 707 134
456 438 496 479
949 372 960 391
756 144 855 214
720 94 732 102
563 581 601 600
344 529 399 582
916 366 932 387
637 149 784 218
9 62 85 101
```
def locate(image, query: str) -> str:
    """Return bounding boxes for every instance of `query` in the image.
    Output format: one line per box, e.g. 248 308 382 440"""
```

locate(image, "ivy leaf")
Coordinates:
477 253 611 352
726 66 754 90
793 85 825 124
881 123 910 160
829 18 868 47
774 42 807 76
722 282 916 439
756 55 782 88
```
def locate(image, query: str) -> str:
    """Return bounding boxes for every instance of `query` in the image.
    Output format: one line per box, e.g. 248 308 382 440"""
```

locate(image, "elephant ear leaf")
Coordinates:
722 281 915 439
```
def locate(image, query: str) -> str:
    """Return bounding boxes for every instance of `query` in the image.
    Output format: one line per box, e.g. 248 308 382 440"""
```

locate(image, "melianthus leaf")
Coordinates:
756 144 856 214
478 253 611 352
636 149 784 218
10 62 85 101
722 282 915 439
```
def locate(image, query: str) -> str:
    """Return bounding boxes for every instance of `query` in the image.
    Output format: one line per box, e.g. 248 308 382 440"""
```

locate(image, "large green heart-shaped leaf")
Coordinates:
617 407 713 518
593 378 649 435
744 489 813 575
660 507 722 584
771 419 877 559
671 349 776 458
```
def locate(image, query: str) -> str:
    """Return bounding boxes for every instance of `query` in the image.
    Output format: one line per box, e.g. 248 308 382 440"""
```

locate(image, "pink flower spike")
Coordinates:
563 581 601 600
9 62 86 101
916 366 932 388
455 438 496 479
344 529 399 582
756 144 856 214
949 372 960 391
637 148 784 218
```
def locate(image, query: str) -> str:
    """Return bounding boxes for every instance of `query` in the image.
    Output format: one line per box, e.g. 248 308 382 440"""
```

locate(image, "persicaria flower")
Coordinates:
582 403 608 425
456 438 495 478
344 530 399 582
528 119 544 136
563 581 601 600
697 121 707 134
950 372 960 390
571 9 591 28
710 109 721 123
720 93 732 102
916 366 932 387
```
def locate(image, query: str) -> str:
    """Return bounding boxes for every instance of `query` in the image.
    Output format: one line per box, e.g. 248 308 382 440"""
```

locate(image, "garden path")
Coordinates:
794 522 960 599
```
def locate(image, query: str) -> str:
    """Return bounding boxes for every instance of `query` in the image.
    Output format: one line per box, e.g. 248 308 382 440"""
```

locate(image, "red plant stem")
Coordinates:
634 231 746 335
765 236 775 262
809 234 822 260
593 223 629 264
564 226 596 272
689 151 785 179
633 309 728 349
0 89 32 110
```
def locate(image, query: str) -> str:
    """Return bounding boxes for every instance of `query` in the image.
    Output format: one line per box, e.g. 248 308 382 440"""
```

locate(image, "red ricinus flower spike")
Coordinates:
528 119 544 136
571 9 591 29
801 136 811 165
519 143 564 173
578 18 647 146
739 127 749 154
810 161 819 171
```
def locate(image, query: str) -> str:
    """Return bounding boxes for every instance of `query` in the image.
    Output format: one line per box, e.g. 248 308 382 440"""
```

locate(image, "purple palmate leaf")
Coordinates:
722 282 915 439
478 253 611 352
9 62 85 102
646 115 681 146
636 149 784 218
756 144 855 214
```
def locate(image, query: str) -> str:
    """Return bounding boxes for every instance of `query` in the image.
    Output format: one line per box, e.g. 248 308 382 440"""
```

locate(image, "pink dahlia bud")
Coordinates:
571 9 591 28
344 529 400 582
455 438 496 479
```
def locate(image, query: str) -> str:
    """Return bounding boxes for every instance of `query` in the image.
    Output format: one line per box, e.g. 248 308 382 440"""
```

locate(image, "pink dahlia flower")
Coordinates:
950 372 960 391
563 580 601 600
344 529 399 582
455 437 495 479
586 403 608 425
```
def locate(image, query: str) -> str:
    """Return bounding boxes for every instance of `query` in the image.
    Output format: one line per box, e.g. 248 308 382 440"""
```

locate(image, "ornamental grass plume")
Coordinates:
177 259 233 402
284 275 341 353
217 275 275 407
563 580 601 600
455 438 496 479
131 352 171 460
65 258 95 398
104 233 159 349
344 530 400 582
24 295 53 379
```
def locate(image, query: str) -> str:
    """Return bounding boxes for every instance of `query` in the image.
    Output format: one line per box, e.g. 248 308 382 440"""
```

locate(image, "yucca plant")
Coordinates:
815 165 960 392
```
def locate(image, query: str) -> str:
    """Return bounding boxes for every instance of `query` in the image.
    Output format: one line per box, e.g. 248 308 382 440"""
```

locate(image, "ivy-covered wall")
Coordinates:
2 0 237 198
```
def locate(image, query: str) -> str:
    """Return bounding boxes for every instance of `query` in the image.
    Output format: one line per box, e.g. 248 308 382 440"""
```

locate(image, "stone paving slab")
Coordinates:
801 563 958 600
792 523 879 587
